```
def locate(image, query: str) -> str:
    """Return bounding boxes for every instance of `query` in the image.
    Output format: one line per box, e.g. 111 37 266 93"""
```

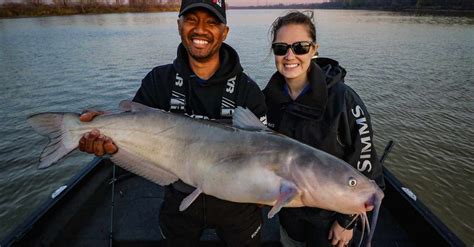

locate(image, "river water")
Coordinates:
0 9 473 244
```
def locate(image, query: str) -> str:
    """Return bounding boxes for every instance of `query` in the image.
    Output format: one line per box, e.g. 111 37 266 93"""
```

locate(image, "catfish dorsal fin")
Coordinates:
119 100 154 112
232 107 267 131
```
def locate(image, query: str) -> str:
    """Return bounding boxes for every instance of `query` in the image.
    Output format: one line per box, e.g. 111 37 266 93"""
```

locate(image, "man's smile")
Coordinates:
192 39 209 45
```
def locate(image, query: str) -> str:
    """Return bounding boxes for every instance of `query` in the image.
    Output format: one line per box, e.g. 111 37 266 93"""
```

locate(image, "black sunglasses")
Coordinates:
272 41 314 56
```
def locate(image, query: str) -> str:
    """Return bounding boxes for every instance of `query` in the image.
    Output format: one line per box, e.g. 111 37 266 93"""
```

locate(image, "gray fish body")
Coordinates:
70 111 295 205
28 102 383 219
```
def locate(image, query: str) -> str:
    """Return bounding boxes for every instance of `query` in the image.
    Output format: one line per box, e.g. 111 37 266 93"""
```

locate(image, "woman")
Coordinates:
263 11 384 247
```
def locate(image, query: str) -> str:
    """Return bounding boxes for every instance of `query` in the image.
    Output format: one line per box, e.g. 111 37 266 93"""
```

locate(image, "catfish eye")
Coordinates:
348 177 357 187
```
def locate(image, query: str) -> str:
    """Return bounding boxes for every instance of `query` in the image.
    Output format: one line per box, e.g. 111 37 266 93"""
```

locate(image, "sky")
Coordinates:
229 0 325 7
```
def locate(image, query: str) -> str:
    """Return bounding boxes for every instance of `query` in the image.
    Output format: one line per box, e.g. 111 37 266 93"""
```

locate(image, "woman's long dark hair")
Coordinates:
269 10 317 43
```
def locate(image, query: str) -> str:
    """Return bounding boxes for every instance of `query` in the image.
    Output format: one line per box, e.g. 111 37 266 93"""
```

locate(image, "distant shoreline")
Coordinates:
230 6 474 16
2 3 473 19
0 3 179 19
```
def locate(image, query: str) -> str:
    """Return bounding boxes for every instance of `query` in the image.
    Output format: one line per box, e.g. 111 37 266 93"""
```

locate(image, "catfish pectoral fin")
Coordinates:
268 180 298 218
179 188 203 211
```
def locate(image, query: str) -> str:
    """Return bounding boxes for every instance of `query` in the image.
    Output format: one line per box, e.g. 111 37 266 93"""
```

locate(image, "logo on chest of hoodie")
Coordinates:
226 76 236 93
175 74 183 87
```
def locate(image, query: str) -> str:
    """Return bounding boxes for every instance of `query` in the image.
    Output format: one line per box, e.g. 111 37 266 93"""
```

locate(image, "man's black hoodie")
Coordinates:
134 43 266 119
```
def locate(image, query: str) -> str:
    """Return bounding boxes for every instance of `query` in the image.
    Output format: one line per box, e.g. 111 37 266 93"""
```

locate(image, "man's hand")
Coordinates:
328 220 353 247
78 110 118 156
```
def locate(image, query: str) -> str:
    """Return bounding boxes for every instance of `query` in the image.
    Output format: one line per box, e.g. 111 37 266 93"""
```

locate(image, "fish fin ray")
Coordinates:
179 188 203 211
268 180 298 218
110 149 178 186
27 113 79 169
232 107 267 131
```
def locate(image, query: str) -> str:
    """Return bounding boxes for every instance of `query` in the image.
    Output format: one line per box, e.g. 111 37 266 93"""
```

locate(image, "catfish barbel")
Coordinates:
28 100 384 246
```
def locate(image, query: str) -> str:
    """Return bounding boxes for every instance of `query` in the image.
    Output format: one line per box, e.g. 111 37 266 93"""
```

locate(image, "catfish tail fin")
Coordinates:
27 112 81 169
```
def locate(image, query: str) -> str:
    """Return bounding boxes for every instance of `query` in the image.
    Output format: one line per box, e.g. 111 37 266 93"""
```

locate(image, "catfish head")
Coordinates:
288 149 384 216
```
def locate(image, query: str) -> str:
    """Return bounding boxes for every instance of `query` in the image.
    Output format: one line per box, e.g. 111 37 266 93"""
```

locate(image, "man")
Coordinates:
79 0 267 246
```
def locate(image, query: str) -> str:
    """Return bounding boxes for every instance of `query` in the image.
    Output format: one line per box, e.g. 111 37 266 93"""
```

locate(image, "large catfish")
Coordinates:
28 100 384 246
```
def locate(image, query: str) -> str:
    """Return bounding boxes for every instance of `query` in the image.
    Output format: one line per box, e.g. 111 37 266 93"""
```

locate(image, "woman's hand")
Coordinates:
78 110 118 156
328 220 353 247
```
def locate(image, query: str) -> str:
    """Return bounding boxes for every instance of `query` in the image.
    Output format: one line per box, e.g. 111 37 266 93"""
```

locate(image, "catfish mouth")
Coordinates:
361 181 385 212
353 190 384 247
347 189 384 216
364 193 378 212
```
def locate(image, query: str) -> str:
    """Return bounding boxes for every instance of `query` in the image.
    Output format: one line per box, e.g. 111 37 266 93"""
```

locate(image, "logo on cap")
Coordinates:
212 0 222 7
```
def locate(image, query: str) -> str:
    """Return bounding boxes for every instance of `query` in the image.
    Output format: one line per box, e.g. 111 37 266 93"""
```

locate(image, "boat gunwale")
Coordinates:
0 158 466 247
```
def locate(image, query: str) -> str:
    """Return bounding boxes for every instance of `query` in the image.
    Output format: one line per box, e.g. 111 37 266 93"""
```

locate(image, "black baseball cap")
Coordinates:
179 0 226 24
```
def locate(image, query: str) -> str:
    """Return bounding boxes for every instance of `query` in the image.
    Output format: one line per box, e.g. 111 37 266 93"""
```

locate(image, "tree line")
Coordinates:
19 0 180 7
0 0 180 17
232 0 473 10
325 0 472 9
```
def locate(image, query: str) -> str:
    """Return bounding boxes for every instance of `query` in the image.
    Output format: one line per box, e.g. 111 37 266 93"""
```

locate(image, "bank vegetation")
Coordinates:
324 0 473 10
0 0 179 18
233 0 473 11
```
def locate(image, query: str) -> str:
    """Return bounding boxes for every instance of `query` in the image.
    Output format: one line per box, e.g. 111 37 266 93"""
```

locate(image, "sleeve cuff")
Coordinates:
336 213 357 230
